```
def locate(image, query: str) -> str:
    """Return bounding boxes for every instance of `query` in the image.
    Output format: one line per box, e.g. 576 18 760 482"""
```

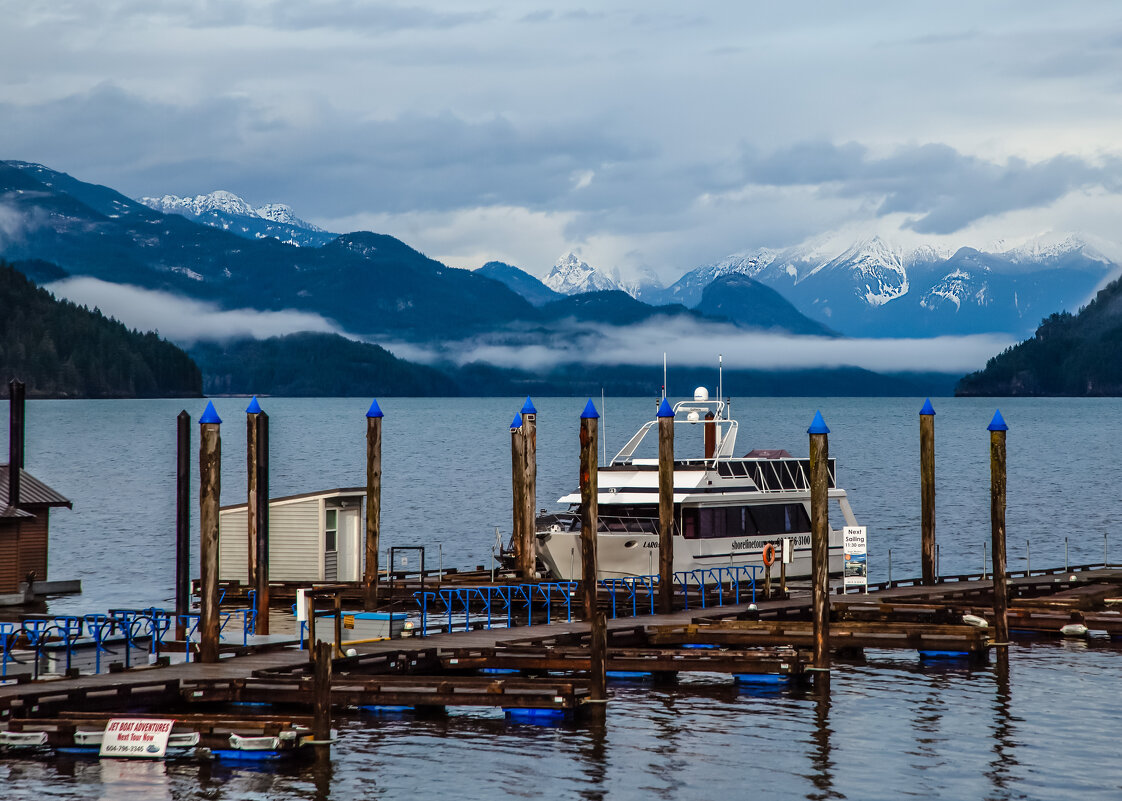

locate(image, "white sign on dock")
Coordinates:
843 526 868 591
99 718 175 759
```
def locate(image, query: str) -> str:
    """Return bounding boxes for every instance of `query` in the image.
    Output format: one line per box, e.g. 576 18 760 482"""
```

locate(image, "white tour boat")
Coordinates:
534 388 859 581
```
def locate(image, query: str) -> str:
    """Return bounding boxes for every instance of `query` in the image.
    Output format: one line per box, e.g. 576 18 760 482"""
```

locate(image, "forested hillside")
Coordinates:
0 262 202 398
957 272 1122 396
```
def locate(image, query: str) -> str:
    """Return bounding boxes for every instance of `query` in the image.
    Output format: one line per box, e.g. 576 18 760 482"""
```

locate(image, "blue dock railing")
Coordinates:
0 603 261 678
411 568 758 636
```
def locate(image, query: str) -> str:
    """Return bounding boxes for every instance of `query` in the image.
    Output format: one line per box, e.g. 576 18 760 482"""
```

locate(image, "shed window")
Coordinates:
325 509 338 551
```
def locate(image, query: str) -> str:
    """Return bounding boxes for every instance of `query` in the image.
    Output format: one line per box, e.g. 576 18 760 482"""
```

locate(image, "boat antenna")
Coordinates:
601 387 607 466
719 353 724 419
662 352 667 400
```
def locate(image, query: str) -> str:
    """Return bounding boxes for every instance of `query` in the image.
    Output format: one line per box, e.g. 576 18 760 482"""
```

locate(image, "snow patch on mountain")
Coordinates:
544 252 620 294
139 191 325 232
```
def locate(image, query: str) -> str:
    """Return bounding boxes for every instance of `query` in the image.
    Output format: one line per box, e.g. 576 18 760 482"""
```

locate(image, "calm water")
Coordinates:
2 396 1122 799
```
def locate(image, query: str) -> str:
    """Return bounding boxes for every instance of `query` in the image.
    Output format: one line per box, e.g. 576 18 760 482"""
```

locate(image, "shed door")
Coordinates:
324 509 338 582
337 508 360 581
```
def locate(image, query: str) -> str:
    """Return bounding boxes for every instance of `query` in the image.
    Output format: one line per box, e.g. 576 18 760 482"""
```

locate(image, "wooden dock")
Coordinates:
2 564 1122 755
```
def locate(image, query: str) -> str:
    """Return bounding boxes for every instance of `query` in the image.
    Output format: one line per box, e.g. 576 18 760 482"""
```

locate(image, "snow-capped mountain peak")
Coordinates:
543 252 620 294
139 191 324 233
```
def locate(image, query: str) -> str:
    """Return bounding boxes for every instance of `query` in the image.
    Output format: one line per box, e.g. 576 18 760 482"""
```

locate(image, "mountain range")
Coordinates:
505 236 1115 338
4 158 1119 397
0 161 831 342
141 182 1112 341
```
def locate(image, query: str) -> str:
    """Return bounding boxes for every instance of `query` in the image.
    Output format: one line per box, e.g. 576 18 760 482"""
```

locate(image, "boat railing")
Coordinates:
716 457 836 492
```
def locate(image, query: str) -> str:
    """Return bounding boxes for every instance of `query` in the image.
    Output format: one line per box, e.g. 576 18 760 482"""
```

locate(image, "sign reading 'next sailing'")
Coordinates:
843 526 868 591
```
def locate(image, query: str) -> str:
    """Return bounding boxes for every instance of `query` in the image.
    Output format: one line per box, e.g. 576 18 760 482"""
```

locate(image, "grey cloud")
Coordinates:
742 141 1122 234
10 0 494 33
266 2 494 32
0 85 646 218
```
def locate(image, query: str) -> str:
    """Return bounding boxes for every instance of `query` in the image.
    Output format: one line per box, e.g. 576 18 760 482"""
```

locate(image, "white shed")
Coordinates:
219 488 366 583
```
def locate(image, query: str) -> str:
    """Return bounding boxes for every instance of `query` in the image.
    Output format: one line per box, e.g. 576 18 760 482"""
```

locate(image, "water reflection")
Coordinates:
808 674 841 801
98 759 171 801
985 648 1018 798
577 715 608 801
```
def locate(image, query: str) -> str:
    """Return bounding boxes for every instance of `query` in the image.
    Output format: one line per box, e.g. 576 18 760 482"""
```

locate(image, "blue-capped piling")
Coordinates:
920 399 936 586
577 399 607 706
989 409 1009 646
519 397 538 580
657 396 675 614
198 400 222 663
807 409 830 673
510 408 526 579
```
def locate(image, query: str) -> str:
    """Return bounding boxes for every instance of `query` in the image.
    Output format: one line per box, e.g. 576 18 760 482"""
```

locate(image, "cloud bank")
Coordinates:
46 278 342 344
385 318 1010 375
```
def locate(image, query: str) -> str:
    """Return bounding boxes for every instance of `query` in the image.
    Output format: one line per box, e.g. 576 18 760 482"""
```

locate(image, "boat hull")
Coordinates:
535 529 843 581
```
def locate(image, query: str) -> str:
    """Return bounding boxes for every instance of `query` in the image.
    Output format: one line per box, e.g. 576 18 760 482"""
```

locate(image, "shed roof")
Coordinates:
220 487 365 513
0 465 72 509
0 505 35 519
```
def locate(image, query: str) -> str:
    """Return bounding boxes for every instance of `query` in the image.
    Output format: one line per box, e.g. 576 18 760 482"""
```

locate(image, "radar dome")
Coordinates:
693 386 709 401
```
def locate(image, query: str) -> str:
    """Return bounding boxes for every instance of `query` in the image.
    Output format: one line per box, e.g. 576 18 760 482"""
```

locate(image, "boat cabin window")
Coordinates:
681 503 811 539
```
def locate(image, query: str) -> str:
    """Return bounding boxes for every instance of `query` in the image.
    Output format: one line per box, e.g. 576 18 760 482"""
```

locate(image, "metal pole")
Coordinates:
175 411 191 640
887 548 892 586
808 411 831 670
364 401 383 611
1026 539 1030 577
983 542 988 579
7 379 24 510
198 401 222 664
1065 536 1069 572
989 410 1010 647
920 400 936 585
657 399 675 614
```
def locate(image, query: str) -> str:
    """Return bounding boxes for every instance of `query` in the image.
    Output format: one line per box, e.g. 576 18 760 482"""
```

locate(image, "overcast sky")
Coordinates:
4 1 1122 283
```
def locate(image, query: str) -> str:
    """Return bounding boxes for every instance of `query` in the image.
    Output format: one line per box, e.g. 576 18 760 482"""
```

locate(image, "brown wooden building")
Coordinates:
0 465 72 594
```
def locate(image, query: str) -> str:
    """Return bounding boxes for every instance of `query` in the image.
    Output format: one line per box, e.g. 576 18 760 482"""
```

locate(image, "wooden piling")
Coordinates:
657 398 675 614
589 609 607 704
579 400 599 620
364 401 383 612
520 398 538 580
175 410 190 640
580 401 608 704
8 379 24 509
313 640 333 750
703 411 716 459
989 410 1010 647
510 414 526 578
920 399 936 586
808 411 831 670
254 410 270 635
246 398 260 590
198 402 222 664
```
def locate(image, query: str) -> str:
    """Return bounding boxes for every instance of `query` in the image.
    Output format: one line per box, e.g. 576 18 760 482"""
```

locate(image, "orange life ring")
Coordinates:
762 543 776 567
